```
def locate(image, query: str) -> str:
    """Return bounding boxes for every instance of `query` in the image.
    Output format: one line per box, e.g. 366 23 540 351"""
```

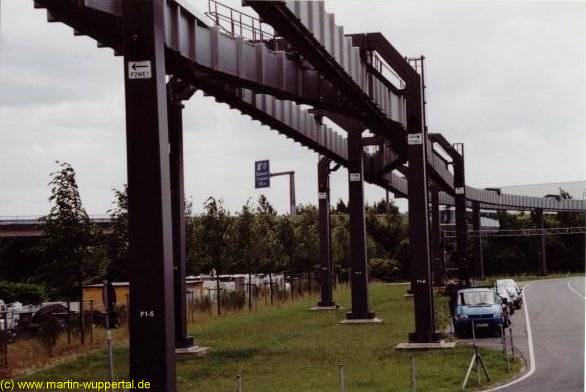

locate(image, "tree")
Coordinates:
37 161 97 345
253 195 280 304
232 201 256 309
334 199 348 213
106 185 129 281
292 205 319 291
199 197 231 314
331 212 350 282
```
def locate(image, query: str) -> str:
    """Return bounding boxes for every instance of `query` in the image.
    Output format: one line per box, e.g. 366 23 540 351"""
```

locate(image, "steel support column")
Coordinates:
406 63 438 343
346 131 375 320
472 202 484 280
453 146 470 287
534 208 547 276
430 187 443 286
167 87 194 349
317 156 335 307
122 1 176 390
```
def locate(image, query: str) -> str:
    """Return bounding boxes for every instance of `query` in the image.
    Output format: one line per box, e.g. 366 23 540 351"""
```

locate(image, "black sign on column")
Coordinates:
317 156 335 307
122 1 176 390
346 131 375 320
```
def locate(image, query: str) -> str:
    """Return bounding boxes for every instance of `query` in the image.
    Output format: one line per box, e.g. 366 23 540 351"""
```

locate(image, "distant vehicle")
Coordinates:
453 288 508 337
495 279 522 309
496 286 515 315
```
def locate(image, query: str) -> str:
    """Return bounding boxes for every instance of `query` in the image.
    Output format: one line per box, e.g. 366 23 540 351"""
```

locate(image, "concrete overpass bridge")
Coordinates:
0 216 112 238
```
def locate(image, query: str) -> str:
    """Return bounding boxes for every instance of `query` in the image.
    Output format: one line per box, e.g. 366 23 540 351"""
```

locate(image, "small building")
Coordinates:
83 282 130 311
83 279 204 311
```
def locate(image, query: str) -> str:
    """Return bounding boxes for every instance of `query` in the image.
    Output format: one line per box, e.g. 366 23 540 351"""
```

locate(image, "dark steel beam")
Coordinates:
247 1 408 154
453 144 470 287
534 208 547 276
429 133 460 161
122 1 176 390
430 187 444 286
167 81 194 349
354 33 420 86
35 1 586 214
317 156 335 307
405 76 438 342
346 130 375 320
472 202 484 280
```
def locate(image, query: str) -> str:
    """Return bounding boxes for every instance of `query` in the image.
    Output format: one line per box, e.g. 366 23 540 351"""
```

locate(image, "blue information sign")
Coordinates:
255 160 270 188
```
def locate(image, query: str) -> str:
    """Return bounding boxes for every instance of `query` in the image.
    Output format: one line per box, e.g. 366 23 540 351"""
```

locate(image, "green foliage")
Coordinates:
199 197 231 275
184 196 411 281
36 317 61 356
0 281 45 304
36 162 102 300
220 291 246 311
369 258 401 282
106 185 129 281
481 194 586 276
253 195 281 274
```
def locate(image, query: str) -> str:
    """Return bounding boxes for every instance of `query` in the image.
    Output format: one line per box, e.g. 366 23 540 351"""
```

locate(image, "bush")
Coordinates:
369 258 400 282
36 317 61 356
0 281 45 304
193 295 212 313
221 291 246 311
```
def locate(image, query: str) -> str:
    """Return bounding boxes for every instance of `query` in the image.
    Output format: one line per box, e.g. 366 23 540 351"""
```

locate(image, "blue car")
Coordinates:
453 288 508 337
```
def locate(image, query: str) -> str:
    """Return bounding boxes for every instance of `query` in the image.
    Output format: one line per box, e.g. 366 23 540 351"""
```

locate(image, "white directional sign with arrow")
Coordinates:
127 61 152 79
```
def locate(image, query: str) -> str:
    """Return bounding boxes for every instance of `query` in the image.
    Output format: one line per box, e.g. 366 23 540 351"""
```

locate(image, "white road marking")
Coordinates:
567 280 586 300
483 282 536 391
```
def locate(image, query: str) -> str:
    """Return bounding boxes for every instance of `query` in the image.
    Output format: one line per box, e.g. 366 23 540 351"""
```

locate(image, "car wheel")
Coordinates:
495 325 503 337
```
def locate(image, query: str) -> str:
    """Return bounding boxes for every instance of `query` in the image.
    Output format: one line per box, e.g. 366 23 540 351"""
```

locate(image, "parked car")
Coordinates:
496 286 515 315
495 279 522 309
453 288 508 337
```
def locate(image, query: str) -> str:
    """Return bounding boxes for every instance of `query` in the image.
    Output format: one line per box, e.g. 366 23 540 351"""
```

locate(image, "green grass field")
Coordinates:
21 284 521 391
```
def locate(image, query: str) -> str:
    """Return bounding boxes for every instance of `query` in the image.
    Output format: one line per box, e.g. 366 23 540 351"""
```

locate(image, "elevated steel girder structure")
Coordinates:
32 0 586 211
24 0 586 376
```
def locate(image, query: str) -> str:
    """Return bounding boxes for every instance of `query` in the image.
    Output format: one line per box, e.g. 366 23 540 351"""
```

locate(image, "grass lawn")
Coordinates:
21 283 521 391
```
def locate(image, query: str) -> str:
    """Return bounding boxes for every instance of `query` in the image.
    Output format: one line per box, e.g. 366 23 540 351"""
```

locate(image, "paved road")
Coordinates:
486 277 585 392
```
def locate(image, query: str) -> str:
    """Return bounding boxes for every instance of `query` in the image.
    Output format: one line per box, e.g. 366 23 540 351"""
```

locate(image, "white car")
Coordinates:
495 279 522 309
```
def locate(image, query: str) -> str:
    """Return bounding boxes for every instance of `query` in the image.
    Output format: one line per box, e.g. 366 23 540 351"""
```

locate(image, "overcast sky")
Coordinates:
0 0 585 217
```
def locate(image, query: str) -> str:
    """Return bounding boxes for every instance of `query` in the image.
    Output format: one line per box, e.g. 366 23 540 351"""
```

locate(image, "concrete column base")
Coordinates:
175 345 210 358
395 340 456 350
339 317 383 325
310 304 340 311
